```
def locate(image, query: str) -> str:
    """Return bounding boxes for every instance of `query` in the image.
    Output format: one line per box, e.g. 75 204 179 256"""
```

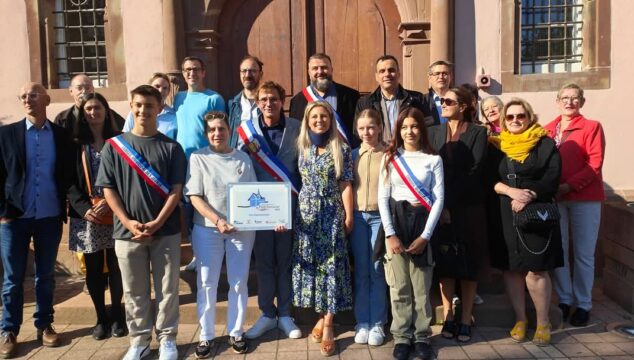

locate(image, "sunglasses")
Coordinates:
505 113 528 121
440 98 459 106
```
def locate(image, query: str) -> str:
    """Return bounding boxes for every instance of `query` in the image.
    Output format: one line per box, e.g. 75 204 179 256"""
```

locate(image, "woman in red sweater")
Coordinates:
544 83 606 327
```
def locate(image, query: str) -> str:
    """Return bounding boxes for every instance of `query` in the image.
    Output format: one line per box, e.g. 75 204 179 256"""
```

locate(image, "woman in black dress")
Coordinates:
428 87 488 342
489 97 562 346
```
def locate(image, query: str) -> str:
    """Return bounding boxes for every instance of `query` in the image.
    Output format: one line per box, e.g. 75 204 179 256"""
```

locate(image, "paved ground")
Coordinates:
5 285 634 360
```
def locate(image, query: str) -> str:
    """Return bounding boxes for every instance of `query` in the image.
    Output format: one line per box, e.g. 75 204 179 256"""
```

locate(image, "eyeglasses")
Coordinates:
440 98 459 106
505 113 528 121
18 93 40 101
430 71 450 78
258 97 280 104
182 67 203 73
558 96 581 104
240 69 260 74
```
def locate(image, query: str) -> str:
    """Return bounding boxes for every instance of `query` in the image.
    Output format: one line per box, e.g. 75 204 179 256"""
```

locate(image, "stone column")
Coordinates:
162 0 185 102
430 0 453 63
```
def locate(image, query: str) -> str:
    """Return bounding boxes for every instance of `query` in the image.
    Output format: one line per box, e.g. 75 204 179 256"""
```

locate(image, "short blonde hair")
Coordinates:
501 97 538 132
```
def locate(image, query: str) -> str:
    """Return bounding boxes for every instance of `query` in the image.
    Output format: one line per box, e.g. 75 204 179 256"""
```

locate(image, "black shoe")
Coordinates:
195 340 213 359
92 323 109 340
441 320 456 339
570 308 590 327
412 342 433 360
228 336 248 354
392 343 410 360
456 323 472 343
558 303 571 322
111 320 128 338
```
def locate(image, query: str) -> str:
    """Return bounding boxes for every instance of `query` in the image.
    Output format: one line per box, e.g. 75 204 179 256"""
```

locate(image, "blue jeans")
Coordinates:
0 217 62 334
553 201 602 311
350 210 387 327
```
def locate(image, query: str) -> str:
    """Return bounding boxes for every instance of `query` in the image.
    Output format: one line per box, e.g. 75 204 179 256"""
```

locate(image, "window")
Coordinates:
500 0 610 92
25 0 127 102
53 0 108 88
520 0 583 74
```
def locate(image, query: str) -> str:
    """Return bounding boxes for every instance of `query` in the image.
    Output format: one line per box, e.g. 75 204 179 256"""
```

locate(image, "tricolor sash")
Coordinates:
237 119 300 195
107 135 171 199
390 150 434 211
302 86 350 144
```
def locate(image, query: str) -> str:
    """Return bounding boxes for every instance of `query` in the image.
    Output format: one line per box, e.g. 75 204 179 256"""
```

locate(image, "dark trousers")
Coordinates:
84 248 124 324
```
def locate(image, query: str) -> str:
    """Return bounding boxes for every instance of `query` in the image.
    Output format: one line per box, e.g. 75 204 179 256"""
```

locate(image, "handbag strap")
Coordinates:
514 226 552 255
81 145 94 197
506 157 519 188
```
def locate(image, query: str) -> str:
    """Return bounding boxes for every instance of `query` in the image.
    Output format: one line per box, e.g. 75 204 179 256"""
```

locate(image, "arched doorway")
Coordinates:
213 0 402 103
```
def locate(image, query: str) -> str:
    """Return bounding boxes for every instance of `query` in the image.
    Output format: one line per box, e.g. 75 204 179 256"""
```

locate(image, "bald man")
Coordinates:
53 74 125 131
0 83 71 358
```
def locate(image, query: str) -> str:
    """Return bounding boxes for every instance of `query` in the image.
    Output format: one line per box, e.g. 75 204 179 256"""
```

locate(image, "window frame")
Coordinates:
500 0 610 92
25 0 127 103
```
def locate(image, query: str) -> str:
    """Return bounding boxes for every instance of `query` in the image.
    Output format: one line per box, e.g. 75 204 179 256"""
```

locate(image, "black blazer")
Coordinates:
0 119 71 219
421 89 442 126
289 82 360 145
67 143 98 219
428 122 488 208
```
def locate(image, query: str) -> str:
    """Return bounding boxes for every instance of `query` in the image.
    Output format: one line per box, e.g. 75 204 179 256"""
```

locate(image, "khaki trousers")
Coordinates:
115 233 181 346
384 249 433 345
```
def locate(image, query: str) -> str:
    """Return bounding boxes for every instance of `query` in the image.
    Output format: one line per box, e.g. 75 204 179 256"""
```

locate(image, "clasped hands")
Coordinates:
125 219 162 240
507 187 537 213
387 235 428 255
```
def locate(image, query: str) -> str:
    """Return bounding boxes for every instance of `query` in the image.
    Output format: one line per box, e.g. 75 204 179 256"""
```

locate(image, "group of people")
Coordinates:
0 52 605 360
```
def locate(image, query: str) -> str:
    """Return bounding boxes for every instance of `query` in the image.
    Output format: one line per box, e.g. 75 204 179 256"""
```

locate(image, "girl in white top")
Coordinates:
184 111 256 356
377 107 444 360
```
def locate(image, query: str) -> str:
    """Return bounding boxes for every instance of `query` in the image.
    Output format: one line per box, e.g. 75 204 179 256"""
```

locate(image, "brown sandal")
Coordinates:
320 324 336 356
311 318 325 343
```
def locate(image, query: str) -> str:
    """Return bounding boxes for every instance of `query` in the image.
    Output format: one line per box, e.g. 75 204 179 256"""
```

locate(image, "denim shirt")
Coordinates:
22 120 61 219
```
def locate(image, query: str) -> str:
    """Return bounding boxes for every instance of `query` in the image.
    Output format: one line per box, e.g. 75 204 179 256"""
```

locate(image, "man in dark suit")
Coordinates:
289 53 360 146
53 73 125 131
0 83 70 358
356 55 426 142
422 60 454 126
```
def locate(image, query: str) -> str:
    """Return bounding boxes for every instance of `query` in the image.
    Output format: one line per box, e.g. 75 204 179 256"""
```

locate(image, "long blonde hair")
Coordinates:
297 101 345 179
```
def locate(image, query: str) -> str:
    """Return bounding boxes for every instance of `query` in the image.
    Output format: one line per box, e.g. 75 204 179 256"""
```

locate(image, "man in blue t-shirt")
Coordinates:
174 56 226 159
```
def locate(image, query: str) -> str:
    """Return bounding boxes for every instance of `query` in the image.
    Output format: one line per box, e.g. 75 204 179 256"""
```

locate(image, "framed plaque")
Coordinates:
227 182 292 231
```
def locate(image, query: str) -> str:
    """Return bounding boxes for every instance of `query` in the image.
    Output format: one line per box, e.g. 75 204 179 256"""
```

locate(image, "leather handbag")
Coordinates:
513 202 560 231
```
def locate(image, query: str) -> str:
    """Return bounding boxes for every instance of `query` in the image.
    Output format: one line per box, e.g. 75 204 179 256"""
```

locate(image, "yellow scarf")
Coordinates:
499 123 548 163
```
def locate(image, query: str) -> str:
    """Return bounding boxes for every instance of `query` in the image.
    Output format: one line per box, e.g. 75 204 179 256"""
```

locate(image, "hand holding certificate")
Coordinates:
227 182 292 231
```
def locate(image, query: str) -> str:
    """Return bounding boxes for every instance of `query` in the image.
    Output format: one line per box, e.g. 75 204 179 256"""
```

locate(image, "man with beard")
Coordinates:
422 60 454 125
228 55 264 148
54 73 125 131
289 53 360 146
355 55 426 142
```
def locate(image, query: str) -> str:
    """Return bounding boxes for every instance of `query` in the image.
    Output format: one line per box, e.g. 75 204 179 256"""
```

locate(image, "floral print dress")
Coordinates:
292 144 353 313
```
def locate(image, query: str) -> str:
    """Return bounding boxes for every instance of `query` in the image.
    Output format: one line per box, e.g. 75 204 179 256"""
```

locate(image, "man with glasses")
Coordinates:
0 83 71 358
54 73 125 131
236 81 303 342
289 53 360 146
228 55 264 148
423 60 454 125
355 55 425 142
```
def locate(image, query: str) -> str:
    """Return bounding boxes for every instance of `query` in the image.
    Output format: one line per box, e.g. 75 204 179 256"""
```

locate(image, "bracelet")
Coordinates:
215 217 223 226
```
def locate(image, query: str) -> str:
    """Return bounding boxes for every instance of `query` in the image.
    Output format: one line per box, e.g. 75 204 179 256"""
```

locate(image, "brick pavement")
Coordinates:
4 287 634 359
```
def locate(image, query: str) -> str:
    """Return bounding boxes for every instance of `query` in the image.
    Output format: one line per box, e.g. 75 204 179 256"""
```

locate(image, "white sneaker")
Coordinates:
159 339 178 360
122 344 150 360
368 325 385 346
184 257 197 272
278 316 302 339
452 295 461 305
244 315 277 339
354 323 369 344
474 293 484 305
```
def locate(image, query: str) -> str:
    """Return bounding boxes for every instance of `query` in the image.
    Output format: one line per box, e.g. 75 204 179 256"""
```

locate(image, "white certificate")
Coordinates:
227 182 292 231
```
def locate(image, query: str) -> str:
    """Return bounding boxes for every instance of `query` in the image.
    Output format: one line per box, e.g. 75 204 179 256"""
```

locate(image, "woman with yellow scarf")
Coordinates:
489 98 563 346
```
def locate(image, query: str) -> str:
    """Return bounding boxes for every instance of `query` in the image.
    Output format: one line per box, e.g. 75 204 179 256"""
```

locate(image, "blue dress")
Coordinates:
292 144 353 313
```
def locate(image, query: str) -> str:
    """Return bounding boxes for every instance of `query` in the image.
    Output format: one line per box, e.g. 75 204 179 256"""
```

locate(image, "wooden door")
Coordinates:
215 0 401 101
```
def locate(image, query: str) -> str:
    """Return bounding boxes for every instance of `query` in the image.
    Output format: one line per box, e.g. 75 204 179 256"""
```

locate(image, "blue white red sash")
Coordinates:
390 150 434 211
237 119 300 195
107 135 171 199
302 86 350 144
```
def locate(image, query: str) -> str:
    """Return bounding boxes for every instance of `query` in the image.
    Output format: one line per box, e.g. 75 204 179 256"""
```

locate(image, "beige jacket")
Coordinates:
353 143 385 211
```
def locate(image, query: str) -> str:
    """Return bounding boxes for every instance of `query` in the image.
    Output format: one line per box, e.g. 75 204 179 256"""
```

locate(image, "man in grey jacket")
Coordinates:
228 55 264 148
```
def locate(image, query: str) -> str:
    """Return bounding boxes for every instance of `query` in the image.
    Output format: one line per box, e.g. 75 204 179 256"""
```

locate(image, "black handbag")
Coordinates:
512 202 560 231
432 223 470 279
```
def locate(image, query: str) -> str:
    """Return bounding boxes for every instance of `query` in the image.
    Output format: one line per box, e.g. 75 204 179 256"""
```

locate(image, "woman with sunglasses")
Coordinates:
545 83 605 327
427 87 488 343
489 98 562 346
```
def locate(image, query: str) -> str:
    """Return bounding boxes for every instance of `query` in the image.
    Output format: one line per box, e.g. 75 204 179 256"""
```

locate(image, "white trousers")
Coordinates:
192 224 255 340
553 201 602 311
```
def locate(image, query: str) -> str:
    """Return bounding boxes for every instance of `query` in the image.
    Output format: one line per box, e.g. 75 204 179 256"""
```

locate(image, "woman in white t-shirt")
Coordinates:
378 107 444 360
184 111 256 357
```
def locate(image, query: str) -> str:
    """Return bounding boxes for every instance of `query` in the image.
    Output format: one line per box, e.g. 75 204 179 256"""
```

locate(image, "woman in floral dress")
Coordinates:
293 101 354 357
